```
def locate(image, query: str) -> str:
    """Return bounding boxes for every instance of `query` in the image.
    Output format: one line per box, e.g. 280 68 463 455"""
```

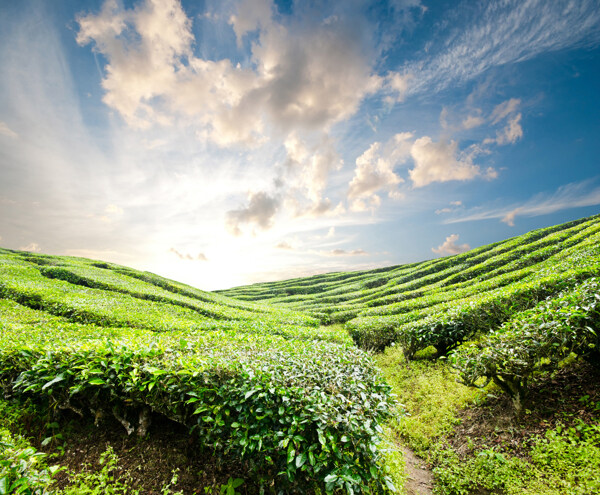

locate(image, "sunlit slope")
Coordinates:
218 214 600 357
0 249 351 342
0 250 396 491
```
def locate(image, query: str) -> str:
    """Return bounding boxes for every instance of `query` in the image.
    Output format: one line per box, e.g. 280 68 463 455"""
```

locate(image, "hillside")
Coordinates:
0 249 394 493
219 214 600 357
220 213 600 494
1 213 600 494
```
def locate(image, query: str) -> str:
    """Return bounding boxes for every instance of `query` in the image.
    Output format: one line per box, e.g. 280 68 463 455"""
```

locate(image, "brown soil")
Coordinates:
31 412 259 494
447 360 600 460
401 446 433 495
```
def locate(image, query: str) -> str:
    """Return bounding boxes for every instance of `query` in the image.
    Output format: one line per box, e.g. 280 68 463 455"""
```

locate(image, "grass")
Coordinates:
375 346 600 495
375 346 480 456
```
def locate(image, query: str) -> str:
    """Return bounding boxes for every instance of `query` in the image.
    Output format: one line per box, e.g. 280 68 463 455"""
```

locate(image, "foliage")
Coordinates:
0 428 59 495
3 213 600 493
452 278 600 411
59 446 140 495
431 419 600 495
0 296 393 493
374 346 479 456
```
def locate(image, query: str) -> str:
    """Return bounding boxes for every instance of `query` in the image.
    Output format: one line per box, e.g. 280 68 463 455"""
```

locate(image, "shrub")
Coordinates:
452 278 600 412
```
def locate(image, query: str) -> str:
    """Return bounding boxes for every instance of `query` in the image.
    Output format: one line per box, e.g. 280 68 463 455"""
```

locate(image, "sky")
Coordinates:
0 0 599 290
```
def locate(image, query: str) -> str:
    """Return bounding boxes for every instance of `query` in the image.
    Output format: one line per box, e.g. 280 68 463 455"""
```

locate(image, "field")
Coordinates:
2 214 600 494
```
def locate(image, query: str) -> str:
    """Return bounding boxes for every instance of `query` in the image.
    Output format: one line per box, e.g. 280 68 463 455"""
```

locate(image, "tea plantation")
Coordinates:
2 213 600 494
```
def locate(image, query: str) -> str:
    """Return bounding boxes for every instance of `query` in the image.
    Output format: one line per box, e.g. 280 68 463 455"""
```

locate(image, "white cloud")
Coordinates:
348 132 412 209
495 113 523 145
382 71 413 103
283 133 343 204
491 98 521 124
105 204 123 216
326 248 368 257
76 0 193 129
435 200 462 214
501 207 523 227
444 180 600 225
462 114 485 130
275 241 293 250
0 121 18 139
229 0 272 43
432 234 470 255
404 0 600 95
409 137 494 187
77 0 382 144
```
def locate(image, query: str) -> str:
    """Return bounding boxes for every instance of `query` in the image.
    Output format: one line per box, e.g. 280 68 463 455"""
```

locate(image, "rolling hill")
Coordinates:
1 213 600 494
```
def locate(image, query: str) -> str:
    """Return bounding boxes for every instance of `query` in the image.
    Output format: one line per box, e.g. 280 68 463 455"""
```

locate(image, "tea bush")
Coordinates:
452 278 600 411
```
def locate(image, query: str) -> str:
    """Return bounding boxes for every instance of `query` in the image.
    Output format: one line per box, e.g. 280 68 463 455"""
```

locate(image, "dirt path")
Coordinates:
401 446 434 495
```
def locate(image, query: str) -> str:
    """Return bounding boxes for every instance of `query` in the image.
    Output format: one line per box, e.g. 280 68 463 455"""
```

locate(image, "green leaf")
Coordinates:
244 389 260 399
0 476 7 495
42 373 65 390
88 378 106 386
295 453 306 468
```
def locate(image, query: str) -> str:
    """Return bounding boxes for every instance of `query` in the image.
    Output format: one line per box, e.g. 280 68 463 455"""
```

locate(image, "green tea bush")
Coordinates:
452 278 600 411
0 301 394 493
349 258 600 359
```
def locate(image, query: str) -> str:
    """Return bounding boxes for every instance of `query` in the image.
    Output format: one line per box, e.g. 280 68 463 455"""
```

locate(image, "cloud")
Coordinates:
283 133 343 204
275 241 293 250
490 98 521 124
409 137 495 187
169 247 207 261
225 191 280 236
20 242 41 253
290 198 345 219
105 204 123 215
404 0 600 95
432 234 470 255
77 0 382 144
229 0 271 42
462 114 485 130
444 180 600 225
494 113 523 145
76 0 193 129
382 71 413 103
0 121 18 139
501 207 523 227
348 132 412 209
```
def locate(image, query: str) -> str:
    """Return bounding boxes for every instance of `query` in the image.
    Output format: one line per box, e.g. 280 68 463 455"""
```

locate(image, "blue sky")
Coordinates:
0 0 599 290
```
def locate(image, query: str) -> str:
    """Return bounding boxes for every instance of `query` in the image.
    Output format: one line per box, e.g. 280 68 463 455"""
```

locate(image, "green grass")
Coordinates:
375 346 480 456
